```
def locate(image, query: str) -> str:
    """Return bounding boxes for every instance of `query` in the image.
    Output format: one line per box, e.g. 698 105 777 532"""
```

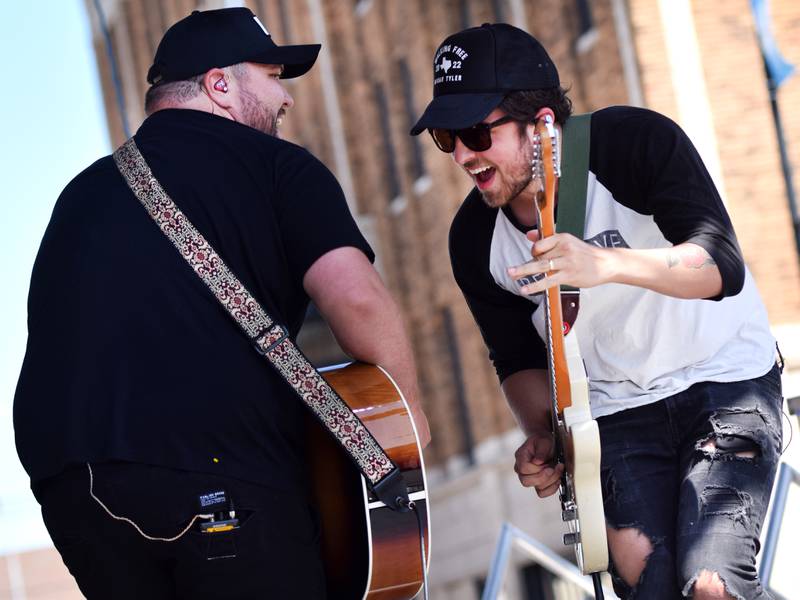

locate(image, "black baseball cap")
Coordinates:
147 7 321 85
410 23 559 135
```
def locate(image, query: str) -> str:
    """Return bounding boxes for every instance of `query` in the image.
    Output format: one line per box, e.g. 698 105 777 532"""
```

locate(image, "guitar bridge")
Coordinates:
563 532 581 546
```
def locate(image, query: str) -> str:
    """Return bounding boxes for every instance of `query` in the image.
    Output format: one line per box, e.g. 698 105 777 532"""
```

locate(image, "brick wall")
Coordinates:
629 0 800 324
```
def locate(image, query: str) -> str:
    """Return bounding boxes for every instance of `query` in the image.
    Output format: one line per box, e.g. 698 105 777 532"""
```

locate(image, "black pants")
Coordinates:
37 462 326 599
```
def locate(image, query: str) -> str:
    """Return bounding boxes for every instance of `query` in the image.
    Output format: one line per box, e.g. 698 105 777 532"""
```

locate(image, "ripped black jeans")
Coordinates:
597 364 783 600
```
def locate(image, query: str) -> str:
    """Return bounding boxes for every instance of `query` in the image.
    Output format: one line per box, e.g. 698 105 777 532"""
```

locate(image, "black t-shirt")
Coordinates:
14 109 374 492
448 107 773 416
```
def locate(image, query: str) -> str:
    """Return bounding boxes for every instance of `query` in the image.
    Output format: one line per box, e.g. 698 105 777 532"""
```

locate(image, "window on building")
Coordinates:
492 0 506 22
373 83 403 206
297 303 349 367
521 563 557 600
278 0 293 42
398 59 428 189
459 0 472 29
575 0 599 54
442 307 475 465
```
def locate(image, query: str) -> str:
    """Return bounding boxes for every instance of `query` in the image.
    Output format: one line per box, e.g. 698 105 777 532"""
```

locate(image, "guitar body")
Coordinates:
558 330 607 574
533 118 608 576
307 362 430 599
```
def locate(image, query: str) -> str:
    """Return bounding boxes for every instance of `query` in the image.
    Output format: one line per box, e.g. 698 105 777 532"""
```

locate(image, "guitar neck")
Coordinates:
534 118 572 416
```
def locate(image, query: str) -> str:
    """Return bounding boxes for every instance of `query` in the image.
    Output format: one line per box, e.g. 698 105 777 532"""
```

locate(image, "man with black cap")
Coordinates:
14 7 428 598
412 23 781 600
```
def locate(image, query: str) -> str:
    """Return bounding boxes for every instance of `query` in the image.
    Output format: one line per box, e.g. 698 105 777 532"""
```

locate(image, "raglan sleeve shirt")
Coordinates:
449 193 547 382
447 107 746 387
592 107 745 299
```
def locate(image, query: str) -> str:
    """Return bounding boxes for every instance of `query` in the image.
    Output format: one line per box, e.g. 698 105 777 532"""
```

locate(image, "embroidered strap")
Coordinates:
113 138 396 487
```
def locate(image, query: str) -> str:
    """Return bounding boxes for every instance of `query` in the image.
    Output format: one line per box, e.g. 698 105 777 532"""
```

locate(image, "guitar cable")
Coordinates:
399 498 429 600
591 572 605 599
87 463 214 542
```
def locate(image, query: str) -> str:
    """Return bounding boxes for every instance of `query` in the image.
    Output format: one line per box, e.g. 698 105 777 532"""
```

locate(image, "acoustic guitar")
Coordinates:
532 116 608 580
308 362 431 599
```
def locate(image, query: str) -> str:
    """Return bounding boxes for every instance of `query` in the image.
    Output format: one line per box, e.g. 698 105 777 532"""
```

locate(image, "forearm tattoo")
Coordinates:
667 247 716 269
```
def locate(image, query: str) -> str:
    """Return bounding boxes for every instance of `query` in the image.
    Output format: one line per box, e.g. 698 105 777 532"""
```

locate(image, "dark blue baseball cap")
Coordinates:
147 7 320 85
410 23 559 135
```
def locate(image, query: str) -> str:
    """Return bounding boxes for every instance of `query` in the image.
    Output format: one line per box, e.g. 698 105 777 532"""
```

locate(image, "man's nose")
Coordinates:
283 89 295 109
452 137 475 166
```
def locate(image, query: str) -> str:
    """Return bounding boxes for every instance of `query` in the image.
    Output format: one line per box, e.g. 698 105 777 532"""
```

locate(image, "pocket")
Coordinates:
183 509 260 561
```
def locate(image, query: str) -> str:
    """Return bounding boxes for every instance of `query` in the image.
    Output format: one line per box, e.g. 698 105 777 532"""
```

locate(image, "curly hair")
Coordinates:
498 87 573 127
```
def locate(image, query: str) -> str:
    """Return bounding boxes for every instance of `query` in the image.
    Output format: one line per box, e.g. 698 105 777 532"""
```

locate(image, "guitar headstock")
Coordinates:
531 115 561 183
532 115 561 225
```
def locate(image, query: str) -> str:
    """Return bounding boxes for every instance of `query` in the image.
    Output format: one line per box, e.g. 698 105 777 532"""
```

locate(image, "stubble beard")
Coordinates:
479 136 536 209
239 87 281 136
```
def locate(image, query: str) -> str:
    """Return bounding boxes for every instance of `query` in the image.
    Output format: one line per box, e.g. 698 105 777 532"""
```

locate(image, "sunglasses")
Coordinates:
428 115 515 153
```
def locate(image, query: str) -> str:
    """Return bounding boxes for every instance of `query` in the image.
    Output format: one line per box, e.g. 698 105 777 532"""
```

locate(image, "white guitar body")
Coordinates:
560 330 608 575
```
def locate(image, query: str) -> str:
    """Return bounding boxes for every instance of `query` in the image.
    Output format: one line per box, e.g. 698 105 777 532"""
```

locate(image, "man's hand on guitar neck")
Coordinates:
507 230 724 300
514 431 564 498
502 369 564 498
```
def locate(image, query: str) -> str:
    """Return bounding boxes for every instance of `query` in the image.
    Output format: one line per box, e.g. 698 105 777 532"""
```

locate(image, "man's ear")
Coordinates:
526 107 556 142
202 68 233 109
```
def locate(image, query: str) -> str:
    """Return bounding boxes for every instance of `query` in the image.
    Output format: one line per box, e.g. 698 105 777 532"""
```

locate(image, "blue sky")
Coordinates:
0 0 109 553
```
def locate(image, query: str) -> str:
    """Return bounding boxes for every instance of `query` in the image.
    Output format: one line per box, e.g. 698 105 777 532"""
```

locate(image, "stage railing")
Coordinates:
481 522 616 599
759 392 800 598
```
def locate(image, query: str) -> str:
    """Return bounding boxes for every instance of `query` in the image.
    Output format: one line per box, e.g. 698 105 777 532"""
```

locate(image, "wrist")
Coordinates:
598 246 622 285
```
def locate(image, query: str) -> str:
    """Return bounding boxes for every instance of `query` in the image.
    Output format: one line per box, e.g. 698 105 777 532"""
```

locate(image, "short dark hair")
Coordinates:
498 87 573 126
144 74 205 115
143 63 248 115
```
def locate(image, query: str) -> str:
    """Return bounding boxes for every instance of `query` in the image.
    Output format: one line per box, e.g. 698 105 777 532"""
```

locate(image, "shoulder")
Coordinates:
449 189 500 277
60 156 121 198
272 138 337 183
589 106 687 153
590 106 681 133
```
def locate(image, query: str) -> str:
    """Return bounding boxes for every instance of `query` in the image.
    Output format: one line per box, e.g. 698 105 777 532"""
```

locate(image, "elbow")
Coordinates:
718 259 745 299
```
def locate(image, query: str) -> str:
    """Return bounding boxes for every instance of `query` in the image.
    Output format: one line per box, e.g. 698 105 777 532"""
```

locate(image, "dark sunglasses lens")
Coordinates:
430 128 455 152
458 126 492 152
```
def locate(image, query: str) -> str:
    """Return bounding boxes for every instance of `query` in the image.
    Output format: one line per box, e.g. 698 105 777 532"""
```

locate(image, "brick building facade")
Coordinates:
5 0 797 598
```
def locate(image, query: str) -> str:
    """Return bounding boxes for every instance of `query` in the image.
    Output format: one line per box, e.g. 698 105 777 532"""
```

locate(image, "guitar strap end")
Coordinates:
372 468 411 513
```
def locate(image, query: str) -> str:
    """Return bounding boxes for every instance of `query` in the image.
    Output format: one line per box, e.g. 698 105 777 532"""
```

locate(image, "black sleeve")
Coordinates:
592 107 745 299
449 193 547 382
274 145 375 283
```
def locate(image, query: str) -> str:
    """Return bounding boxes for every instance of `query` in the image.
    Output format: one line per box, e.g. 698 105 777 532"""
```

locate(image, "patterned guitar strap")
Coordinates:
113 138 410 511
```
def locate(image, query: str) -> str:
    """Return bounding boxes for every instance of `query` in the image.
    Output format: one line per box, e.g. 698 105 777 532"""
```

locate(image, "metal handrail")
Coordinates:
482 522 616 599
759 461 800 588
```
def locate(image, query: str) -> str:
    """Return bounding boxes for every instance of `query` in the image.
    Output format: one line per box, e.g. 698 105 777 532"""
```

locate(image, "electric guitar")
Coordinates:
307 362 431 599
532 117 608 577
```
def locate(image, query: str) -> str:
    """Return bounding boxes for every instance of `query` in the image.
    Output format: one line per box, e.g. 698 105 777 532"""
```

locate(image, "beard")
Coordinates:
238 87 282 136
478 135 536 208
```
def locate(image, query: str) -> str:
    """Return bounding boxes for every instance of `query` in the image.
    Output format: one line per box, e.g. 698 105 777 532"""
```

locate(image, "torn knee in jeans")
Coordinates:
684 569 742 600
698 434 759 459
607 526 656 588
696 407 771 461
700 485 752 526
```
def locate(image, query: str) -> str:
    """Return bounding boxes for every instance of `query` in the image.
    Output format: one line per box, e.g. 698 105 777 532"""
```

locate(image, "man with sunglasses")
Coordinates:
412 23 782 600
